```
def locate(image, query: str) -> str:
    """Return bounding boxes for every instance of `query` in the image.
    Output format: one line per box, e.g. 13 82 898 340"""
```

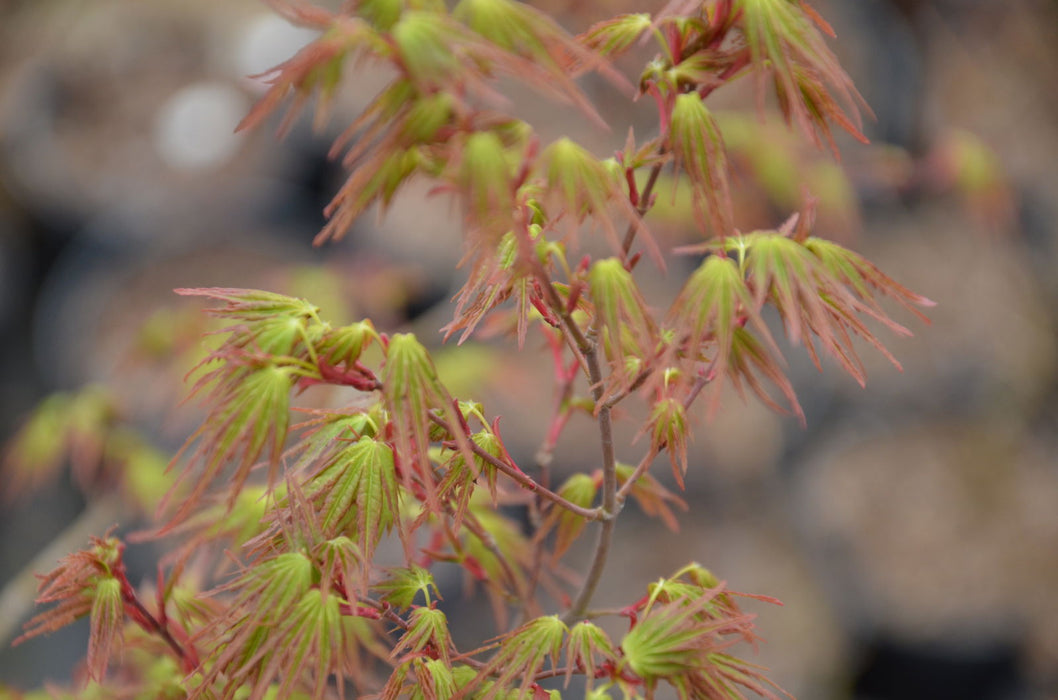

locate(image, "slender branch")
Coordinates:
622 158 666 256
427 412 601 520
562 344 619 624
615 451 655 505
123 593 190 664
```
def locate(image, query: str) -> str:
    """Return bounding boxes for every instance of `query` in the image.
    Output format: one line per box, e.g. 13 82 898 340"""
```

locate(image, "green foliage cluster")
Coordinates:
3 0 931 698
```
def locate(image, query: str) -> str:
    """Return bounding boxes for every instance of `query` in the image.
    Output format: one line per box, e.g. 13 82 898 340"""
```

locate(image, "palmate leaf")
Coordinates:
459 503 534 625
669 93 733 236
589 258 659 394
14 536 128 683
620 566 786 700
389 606 452 663
167 361 296 523
566 621 616 690
728 326 803 423
665 254 776 394
375 566 440 610
301 436 400 568
454 0 632 108
469 615 568 699
3 386 114 497
734 0 868 150
541 473 598 561
382 333 474 516
615 463 687 532
579 13 654 58
195 543 380 700
538 138 662 266
734 230 932 388
237 10 388 135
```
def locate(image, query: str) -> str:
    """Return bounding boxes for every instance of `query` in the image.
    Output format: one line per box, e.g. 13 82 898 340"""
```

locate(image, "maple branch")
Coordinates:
427 412 601 520
622 158 666 257
562 343 619 624
123 592 191 666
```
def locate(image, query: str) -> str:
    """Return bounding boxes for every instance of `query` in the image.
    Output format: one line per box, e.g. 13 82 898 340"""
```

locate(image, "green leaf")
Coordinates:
546 473 598 560
391 606 452 663
669 93 733 235
666 254 772 388
376 566 440 610
86 577 123 683
580 13 653 57
589 258 658 390
566 621 615 690
306 437 399 561
383 333 474 515
472 616 568 698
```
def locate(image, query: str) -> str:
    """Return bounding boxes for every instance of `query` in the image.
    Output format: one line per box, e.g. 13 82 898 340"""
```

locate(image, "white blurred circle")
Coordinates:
153 82 249 171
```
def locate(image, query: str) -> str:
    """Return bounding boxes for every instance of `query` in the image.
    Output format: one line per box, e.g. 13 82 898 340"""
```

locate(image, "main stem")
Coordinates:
560 148 669 624
562 343 617 624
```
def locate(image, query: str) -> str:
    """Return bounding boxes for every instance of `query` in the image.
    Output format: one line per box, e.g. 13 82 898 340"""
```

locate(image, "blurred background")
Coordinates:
1 0 1057 698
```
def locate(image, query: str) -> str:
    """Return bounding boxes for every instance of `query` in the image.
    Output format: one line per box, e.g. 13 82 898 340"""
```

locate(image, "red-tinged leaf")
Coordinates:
648 397 690 488
15 536 129 682
589 257 660 395
86 577 124 682
735 0 869 150
669 92 734 236
566 621 616 690
2 386 115 499
238 15 387 136
166 361 296 525
453 0 633 124
666 253 779 395
389 606 452 663
728 326 805 425
468 616 568 699
301 436 400 567
804 237 935 321
375 566 440 610
382 334 476 529
538 138 663 268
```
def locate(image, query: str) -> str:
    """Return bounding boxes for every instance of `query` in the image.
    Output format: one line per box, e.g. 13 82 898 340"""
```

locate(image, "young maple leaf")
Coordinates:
466 615 568 699
298 436 402 577
381 333 475 518
615 463 688 532
193 543 380 700
669 92 734 236
566 620 617 691
734 0 870 151
15 536 130 683
589 257 661 398
619 565 788 699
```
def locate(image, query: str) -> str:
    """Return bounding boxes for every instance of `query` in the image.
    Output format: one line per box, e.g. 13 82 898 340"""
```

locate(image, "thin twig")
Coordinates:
615 451 655 505
622 158 666 256
427 413 601 521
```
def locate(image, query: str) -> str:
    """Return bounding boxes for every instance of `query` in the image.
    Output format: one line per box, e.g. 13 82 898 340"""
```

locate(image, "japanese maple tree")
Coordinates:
4 0 931 698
